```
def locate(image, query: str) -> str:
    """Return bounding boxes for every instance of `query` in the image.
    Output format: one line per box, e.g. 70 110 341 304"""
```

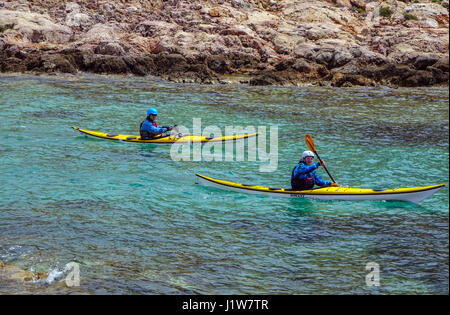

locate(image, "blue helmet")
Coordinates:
147 107 158 116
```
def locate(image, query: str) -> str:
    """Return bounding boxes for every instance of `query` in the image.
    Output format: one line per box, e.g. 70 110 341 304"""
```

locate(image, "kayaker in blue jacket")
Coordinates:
291 150 338 190
140 108 174 139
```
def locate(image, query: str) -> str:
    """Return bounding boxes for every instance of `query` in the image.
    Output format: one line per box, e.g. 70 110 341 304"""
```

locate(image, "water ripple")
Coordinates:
0 74 448 294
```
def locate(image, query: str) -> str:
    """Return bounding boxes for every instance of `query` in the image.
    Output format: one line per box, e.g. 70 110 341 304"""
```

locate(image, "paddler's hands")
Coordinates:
318 160 325 167
330 182 338 187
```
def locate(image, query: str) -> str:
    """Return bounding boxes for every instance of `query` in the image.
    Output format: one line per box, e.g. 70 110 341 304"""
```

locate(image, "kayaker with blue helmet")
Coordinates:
140 108 174 139
291 150 338 190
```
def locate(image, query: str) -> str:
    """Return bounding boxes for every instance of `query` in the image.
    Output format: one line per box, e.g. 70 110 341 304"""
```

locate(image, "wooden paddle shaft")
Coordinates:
314 150 336 183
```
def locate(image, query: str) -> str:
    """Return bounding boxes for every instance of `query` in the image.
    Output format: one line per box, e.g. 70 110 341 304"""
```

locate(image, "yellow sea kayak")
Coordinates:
72 126 258 144
195 173 445 203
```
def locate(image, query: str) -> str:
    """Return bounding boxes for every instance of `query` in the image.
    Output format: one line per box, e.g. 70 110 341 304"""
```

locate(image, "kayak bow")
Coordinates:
195 173 445 203
72 126 258 144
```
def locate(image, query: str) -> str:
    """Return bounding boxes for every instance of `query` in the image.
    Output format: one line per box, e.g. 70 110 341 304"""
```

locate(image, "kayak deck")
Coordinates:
72 126 258 144
195 173 445 203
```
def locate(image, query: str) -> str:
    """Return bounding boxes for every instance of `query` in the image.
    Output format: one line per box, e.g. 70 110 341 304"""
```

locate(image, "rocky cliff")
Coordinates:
0 0 448 87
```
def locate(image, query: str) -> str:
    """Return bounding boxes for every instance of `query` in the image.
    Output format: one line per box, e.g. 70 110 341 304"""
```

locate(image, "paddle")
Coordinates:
305 134 336 183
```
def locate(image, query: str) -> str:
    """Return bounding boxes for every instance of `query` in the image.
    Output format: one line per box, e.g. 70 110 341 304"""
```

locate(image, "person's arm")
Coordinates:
314 161 338 186
314 172 338 187
161 125 174 130
292 162 320 179
142 121 170 135
152 125 170 134
313 172 331 187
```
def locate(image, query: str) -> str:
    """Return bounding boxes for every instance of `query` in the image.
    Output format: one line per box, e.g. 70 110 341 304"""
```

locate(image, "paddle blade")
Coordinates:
305 134 315 152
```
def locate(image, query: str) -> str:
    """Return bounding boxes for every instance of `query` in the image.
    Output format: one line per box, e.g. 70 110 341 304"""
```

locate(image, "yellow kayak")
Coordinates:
195 173 445 203
72 126 258 144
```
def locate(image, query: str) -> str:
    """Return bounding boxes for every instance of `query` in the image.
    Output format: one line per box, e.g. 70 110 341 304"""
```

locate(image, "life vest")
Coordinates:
291 162 315 190
139 118 158 139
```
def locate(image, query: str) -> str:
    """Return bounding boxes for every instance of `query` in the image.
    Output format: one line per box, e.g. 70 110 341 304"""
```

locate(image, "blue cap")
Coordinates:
147 108 158 116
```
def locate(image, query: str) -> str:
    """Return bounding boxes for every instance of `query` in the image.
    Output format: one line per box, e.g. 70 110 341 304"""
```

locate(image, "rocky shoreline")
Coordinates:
0 0 448 87
0 259 47 283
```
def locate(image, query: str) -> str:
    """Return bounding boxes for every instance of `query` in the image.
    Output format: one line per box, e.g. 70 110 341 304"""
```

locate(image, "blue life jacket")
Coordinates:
291 161 330 190
140 117 166 139
291 162 315 190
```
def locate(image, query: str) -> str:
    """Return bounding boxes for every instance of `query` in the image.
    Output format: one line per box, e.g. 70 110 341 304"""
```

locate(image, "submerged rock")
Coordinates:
0 259 47 283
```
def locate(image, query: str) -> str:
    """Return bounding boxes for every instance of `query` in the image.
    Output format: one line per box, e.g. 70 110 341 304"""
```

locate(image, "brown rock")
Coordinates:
350 0 366 10
209 7 223 17
94 41 126 56
1 56 27 72
86 55 130 74
249 72 284 86
0 9 72 43
135 21 179 38
334 0 352 8
0 259 47 282
0 0 447 87
402 70 436 87
292 59 329 77
122 56 155 76
153 53 187 73
332 72 374 87
433 56 449 73
207 55 231 74
40 54 77 73
427 66 449 84
412 54 440 70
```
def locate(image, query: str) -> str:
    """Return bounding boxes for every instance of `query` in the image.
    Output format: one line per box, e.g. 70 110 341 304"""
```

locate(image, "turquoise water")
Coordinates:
0 73 448 294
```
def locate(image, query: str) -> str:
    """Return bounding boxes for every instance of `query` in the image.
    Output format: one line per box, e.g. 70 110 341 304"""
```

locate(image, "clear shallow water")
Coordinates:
0 73 448 294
